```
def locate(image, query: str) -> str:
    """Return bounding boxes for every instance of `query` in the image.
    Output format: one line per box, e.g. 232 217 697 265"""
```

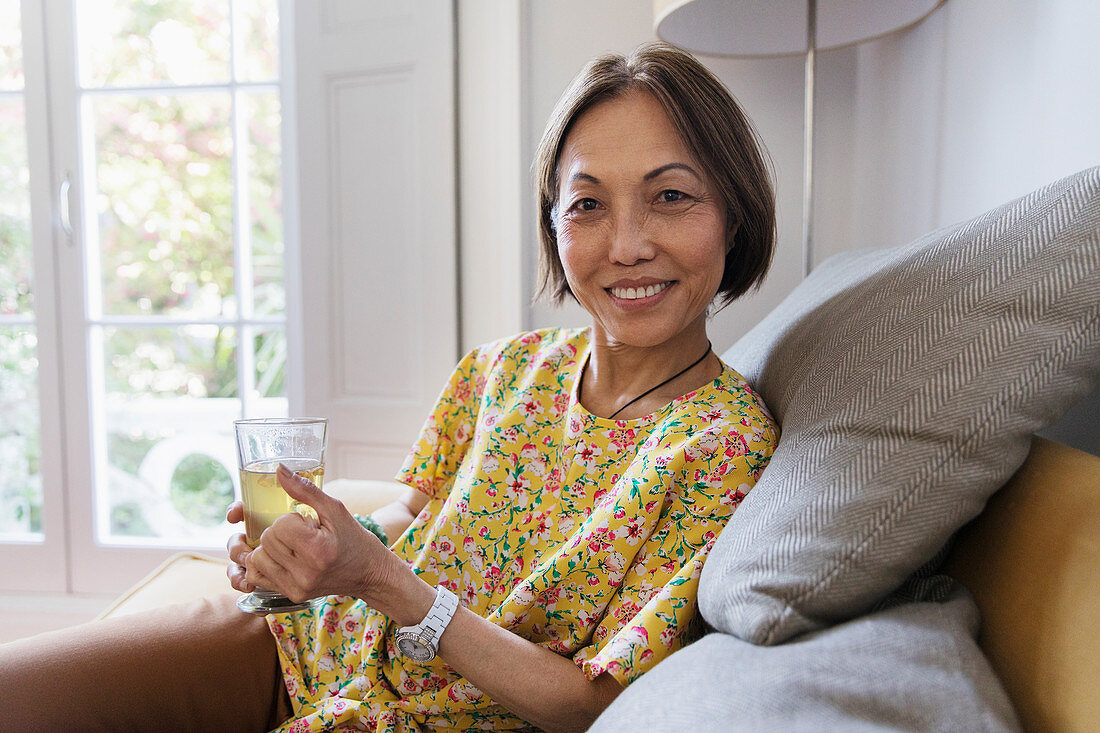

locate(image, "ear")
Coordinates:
725 207 740 250
726 226 740 252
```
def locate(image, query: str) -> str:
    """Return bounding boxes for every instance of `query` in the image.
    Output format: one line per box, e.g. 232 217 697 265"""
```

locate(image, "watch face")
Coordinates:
396 634 435 662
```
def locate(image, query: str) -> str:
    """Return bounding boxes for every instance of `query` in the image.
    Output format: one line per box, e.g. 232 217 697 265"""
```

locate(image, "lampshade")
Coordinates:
654 0 944 57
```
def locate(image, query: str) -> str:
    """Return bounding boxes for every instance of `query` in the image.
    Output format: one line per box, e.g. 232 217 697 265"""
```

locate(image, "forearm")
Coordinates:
440 606 623 732
368 487 429 546
369 501 417 546
364 560 621 732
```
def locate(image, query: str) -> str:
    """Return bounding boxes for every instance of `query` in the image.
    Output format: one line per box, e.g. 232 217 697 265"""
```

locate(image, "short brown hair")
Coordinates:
534 42 776 309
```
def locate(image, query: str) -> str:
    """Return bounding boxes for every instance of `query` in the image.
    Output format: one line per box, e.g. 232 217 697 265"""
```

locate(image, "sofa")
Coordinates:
102 438 1100 732
101 166 1100 731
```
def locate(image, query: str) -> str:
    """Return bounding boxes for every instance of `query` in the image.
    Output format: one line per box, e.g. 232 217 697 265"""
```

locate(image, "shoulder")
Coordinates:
465 327 589 374
662 363 775 427
650 364 779 453
711 365 778 429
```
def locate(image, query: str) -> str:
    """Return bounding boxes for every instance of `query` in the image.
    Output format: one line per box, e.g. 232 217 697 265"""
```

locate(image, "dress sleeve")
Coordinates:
572 397 778 687
395 345 490 501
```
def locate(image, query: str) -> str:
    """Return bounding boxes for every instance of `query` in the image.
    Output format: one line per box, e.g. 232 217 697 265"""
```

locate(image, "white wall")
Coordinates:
837 0 1100 252
458 0 1099 452
456 2 525 349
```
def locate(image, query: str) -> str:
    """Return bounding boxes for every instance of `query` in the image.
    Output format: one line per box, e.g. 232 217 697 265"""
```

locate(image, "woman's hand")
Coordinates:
225 502 256 593
225 465 405 604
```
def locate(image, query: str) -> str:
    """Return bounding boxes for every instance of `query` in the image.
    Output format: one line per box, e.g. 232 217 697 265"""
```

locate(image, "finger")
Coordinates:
225 501 244 523
266 508 320 548
259 520 303 567
245 564 273 592
227 532 252 565
277 463 337 520
260 524 320 597
226 561 255 593
245 544 287 592
227 534 258 593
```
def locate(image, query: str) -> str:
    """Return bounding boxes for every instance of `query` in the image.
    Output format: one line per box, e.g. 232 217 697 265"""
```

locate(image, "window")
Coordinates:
0 1 39 543
0 0 291 592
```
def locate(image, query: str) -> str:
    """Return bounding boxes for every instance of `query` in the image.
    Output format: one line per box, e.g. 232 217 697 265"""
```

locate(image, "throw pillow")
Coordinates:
704 166 1100 645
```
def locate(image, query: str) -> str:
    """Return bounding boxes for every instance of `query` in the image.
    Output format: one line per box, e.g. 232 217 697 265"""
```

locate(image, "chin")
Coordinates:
599 311 709 348
598 321 701 350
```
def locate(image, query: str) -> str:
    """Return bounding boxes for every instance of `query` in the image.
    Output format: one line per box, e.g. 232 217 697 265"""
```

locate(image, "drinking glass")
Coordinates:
233 417 328 614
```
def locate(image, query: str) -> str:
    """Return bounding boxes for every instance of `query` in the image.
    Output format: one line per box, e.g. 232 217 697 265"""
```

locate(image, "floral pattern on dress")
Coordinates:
268 328 778 732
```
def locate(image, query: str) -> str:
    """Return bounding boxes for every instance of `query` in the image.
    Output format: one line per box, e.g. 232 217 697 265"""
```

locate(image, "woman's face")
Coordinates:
554 91 727 350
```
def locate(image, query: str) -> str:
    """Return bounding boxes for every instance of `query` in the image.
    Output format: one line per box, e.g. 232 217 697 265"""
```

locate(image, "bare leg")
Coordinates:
0 593 291 732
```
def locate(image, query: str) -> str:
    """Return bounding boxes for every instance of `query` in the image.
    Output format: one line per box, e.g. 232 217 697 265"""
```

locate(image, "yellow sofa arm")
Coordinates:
945 437 1100 733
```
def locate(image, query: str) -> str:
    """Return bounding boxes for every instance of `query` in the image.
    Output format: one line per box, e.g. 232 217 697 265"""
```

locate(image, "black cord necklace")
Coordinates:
581 340 713 419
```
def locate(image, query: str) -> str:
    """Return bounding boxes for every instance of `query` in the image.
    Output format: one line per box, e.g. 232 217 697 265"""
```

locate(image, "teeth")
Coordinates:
610 282 670 300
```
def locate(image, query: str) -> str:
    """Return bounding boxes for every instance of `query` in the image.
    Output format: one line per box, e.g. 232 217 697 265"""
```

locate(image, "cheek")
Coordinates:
687 220 728 296
555 238 575 279
556 230 590 277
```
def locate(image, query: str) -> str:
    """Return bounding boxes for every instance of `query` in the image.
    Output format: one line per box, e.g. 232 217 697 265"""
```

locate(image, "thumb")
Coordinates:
277 462 334 520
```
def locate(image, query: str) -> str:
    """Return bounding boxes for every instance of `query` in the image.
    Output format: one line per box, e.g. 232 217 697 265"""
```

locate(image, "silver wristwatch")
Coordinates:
395 585 459 662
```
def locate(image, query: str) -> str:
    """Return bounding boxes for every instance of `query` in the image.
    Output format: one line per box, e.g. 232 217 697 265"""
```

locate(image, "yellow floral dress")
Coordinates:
268 328 778 732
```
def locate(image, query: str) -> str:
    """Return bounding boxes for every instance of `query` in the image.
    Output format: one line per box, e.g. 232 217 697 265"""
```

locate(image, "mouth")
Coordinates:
607 281 673 301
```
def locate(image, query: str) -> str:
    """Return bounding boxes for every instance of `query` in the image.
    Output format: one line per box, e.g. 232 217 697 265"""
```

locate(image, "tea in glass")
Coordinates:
233 417 328 614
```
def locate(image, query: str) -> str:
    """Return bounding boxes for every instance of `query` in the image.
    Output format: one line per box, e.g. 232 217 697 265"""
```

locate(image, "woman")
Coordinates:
2 43 777 732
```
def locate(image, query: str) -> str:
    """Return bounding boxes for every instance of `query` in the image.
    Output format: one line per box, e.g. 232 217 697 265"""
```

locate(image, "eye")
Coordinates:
659 189 689 204
564 197 600 216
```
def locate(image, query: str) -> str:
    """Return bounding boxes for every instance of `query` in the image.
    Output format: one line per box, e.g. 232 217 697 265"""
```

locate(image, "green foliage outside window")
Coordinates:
169 453 234 527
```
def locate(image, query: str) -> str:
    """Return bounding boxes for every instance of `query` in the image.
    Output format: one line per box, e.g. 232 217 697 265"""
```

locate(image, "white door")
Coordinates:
293 1 458 481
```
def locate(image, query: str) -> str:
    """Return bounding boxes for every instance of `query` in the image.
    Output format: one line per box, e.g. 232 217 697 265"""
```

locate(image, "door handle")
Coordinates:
58 174 72 238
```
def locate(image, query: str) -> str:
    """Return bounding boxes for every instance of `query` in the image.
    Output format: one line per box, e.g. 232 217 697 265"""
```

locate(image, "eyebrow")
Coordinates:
643 163 703 182
567 172 601 185
566 163 703 187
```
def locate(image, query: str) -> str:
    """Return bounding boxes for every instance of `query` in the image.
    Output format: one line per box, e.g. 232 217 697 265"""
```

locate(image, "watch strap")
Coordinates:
398 585 458 647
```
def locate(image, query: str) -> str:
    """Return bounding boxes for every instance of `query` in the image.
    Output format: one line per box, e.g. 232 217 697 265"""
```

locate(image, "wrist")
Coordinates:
357 550 436 627
395 585 460 661
390 573 438 627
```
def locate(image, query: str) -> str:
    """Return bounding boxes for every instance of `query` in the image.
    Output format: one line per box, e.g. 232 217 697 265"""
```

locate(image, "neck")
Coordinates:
581 326 719 419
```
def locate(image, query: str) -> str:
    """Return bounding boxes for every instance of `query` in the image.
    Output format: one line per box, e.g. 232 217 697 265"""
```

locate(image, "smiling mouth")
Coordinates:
608 281 672 300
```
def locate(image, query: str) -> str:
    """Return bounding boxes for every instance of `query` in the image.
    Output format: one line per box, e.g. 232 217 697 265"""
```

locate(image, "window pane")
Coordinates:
243 90 283 315
77 0 231 88
0 326 41 538
102 411 239 545
0 8 36 544
92 93 234 318
0 97 31 315
65 1 288 552
99 325 239 544
0 1 22 90
103 325 238 399
253 327 285 399
234 0 278 82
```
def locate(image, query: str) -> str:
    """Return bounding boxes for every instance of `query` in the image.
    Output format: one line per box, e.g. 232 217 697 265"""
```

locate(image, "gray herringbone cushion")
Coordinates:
591 588 1018 731
706 166 1100 646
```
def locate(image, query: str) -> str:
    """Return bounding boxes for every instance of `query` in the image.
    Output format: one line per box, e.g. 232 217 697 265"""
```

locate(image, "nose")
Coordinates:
608 207 657 266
